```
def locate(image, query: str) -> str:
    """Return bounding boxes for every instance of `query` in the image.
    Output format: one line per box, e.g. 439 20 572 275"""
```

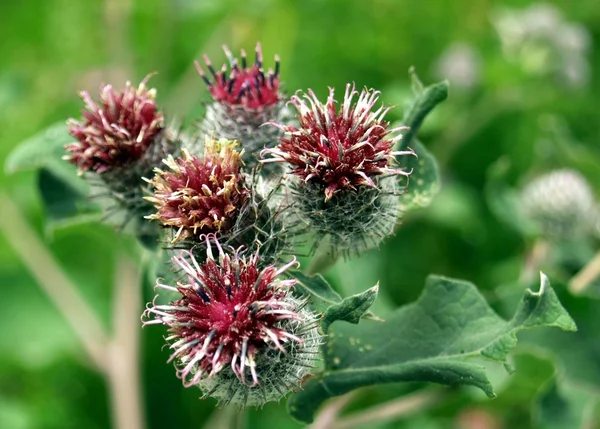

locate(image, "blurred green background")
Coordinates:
1 0 599 428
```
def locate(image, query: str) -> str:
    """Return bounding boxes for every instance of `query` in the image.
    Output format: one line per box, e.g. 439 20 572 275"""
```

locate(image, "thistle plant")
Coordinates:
196 43 291 169
263 84 414 256
3 33 583 429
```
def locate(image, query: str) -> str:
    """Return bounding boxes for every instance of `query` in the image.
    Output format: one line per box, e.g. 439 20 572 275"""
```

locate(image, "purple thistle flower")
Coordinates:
263 84 414 201
66 77 164 174
195 42 280 111
145 137 247 243
143 235 321 405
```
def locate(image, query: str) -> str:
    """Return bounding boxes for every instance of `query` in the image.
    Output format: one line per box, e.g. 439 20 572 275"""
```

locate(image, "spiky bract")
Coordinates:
293 176 400 257
520 169 597 239
196 43 289 168
143 237 322 406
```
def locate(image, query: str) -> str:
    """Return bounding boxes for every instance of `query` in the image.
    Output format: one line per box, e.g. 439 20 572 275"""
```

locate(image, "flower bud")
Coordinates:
195 43 291 168
262 84 414 256
520 169 596 239
66 78 178 243
145 137 247 242
143 236 322 406
145 137 291 265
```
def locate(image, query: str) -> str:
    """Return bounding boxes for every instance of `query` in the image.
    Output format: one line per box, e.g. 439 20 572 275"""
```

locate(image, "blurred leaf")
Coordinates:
485 157 537 237
398 139 440 211
287 273 576 423
401 69 449 147
534 378 598 429
4 122 82 186
6 123 100 235
37 168 100 236
5 122 67 173
291 271 379 331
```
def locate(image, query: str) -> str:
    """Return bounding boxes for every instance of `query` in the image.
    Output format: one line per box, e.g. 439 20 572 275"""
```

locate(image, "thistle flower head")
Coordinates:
143 236 321 406
66 78 164 174
195 43 280 111
263 84 414 201
520 169 596 238
145 137 247 243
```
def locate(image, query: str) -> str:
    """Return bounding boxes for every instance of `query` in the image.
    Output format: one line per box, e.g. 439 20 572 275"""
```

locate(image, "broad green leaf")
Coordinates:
287 273 576 423
398 138 440 211
291 271 379 331
513 286 600 428
401 69 449 147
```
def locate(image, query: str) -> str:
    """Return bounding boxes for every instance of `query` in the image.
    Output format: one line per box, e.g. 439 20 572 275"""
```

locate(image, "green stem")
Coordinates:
569 250 600 295
305 246 338 276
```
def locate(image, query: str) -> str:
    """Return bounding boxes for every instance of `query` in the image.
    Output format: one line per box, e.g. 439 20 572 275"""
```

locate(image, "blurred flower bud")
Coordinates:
143 236 322 406
434 43 481 92
520 169 596 239
492 3 592 89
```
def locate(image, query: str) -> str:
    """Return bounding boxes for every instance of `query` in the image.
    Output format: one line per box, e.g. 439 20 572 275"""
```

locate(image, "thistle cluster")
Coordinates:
65 41 414 406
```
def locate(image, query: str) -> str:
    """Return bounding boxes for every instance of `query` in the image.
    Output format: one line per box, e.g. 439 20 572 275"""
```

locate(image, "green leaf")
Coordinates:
6 123 99 234
485 157 537 237
291 271 379 331
287 273 576 423
322 284 379 332
401 68 449 147
37 168 100 236
398 138 440 211
395 69 446 212
534 378 598 429
5 122 75 181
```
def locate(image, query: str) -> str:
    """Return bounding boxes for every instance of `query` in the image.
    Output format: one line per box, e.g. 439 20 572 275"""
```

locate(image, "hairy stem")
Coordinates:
0 193 109 370
569 250 600 295
107 256 146 429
